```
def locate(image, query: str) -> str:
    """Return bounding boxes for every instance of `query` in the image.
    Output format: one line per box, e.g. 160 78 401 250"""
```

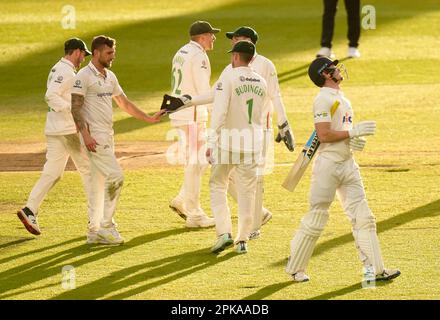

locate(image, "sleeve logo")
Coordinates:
73 79 82 88
314 111 329 119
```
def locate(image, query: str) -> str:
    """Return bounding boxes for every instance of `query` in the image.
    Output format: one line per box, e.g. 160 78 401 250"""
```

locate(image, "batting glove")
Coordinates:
349 136 367 151
348 121 376 138
275 121 295 152
160 94 192 113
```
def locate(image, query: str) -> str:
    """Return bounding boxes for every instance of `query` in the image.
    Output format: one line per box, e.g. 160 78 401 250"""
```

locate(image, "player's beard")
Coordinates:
100 58 113 68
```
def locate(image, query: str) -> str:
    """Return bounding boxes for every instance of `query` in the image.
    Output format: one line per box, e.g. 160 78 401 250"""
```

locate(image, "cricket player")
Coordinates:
168 21 220 228
163 26 295 239
208 40 269 254
286 57 400 282
17 38 92 236
71 35 163 244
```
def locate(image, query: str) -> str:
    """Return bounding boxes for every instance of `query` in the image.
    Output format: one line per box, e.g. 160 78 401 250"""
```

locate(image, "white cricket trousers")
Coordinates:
175 122 208 216
84 133 124 232
210 151 258 243
286 154 384 275
26 134 91 216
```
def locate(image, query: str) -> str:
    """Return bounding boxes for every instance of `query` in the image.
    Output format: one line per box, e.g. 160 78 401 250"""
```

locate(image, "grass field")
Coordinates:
1 0 440 300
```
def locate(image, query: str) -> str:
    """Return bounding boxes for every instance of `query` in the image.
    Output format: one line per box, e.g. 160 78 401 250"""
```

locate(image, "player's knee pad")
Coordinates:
299 209 329 238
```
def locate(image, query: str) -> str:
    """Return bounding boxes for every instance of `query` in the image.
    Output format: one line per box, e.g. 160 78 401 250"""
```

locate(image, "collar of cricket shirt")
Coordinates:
60 57 75 70
88 61 107 79
321 86 342 96
190 40 205 52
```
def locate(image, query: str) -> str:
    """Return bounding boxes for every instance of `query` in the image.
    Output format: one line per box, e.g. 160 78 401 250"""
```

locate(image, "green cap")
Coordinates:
228 40 256 56
226 26 258 44
189 21 221 36
64 38 91 56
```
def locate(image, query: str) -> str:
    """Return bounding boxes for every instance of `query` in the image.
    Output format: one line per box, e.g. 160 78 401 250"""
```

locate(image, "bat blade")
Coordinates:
282 130 320 192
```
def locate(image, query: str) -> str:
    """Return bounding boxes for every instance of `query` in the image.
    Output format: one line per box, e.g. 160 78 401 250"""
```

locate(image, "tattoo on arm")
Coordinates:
71 94 86 131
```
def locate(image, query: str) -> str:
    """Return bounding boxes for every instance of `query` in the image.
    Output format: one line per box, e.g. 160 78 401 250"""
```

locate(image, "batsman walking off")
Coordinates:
71 35 162 244
208 41 269 254
286 57 400 282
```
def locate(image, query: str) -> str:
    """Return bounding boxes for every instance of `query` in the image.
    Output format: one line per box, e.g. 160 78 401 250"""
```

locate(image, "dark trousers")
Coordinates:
320 0 360 48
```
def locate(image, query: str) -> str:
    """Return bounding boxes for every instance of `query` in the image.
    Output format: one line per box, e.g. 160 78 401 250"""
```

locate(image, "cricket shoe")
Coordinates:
86 232 100 244
169 197 189 220
291 271 310 283
316 47 335 59
261 209 273 226
17 207 41 235
375 268 401 281
235 241 248 254
347 47 361 58
97 227 124 245
211 233 233 253
248 230 261 241
185 214 215 228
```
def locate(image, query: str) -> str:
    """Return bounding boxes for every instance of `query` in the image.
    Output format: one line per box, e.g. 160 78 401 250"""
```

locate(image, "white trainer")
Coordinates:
261 209 272 226
86 232 100 244
292 271 310 282
249 230 261 240
169 197 189 220
185 215 215 228
97 227 124 245
316 47 335 59
347 47 361 58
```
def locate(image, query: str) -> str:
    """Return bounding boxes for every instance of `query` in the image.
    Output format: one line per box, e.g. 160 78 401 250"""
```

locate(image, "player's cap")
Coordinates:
308 57 339 87
189 21 221 36
227 40 256 56
64 38 91 56
226 26 258 44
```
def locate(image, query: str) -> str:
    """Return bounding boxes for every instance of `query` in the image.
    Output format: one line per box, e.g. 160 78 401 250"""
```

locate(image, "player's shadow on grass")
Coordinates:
0 237 34 250
308 280 394 300
253 198 440 299
0 228 190 298
51 248 236 300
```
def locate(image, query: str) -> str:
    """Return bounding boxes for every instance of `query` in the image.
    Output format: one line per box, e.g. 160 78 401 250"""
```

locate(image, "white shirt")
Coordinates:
44 58 77 135
169 41 212 125
197 52 288 129
208 65 269 153
313 87 353 161
71 62 124 135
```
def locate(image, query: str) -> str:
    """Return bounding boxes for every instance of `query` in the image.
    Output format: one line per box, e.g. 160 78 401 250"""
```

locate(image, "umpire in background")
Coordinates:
316 0 361 59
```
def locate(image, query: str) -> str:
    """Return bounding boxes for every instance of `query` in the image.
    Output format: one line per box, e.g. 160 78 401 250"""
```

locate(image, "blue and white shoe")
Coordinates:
211 233 233 253
235 241 248 254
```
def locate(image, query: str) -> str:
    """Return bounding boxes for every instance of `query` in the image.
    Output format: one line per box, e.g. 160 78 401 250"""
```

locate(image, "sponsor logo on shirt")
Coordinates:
239 76 246 82
342 112 352 124
54 75 63 83
73 80 82 88
314 111 329 119
179 50 188 54
243 77 260 82
216 82 223 91
201 60 207 69
51 68 56 73
97 92 112 97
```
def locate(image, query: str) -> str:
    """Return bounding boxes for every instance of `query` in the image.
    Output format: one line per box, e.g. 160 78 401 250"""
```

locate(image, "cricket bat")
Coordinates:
282 101 340 192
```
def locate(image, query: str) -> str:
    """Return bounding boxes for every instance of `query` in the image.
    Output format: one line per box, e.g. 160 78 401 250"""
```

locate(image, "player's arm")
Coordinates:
206 75 230 163
71 93 98 152
45 69 71 112
267 61 295 151
113 94 163 123
315 120 377 143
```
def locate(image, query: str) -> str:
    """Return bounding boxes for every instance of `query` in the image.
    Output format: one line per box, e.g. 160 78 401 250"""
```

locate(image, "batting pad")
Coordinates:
286 209 329 274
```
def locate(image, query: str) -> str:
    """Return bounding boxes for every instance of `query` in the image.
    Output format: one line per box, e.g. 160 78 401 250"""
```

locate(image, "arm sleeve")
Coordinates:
112 74 125 97
266 60 289 126
313 96 332 123
207 74 231 149
71 71 89 97
44 69 72 112
191 52 212 95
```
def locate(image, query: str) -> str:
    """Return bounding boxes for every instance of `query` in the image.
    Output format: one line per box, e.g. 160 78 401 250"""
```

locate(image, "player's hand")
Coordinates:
160 94 192 113
82 132 99 153
349 136 367 151
275 121 295 151
146 110 165 123
206 148 214 164
349 121 376 138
